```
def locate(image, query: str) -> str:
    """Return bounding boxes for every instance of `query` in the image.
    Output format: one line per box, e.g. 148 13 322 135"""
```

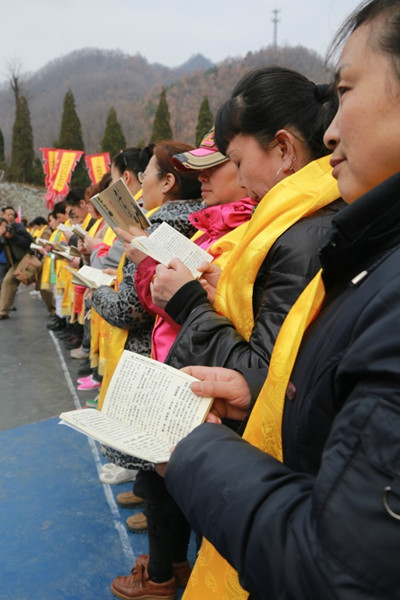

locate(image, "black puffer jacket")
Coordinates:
165 172 400 599
165 200 345 386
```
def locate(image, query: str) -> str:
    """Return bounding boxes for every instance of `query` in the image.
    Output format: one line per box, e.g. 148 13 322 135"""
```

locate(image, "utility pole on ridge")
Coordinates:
272 8 280 54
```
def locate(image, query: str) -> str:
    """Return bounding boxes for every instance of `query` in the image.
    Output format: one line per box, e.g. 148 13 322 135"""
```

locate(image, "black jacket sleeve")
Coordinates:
165 263 400 600
165 423 331 600
166 393 400 600
166 203 344 378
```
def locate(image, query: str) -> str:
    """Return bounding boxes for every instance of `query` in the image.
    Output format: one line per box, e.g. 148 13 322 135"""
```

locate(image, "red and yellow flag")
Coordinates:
85 153 110 184
41 149 84 209
40 148 61 189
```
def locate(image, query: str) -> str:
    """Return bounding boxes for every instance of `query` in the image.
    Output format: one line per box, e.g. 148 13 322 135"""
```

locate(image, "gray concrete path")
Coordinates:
0 285 96 431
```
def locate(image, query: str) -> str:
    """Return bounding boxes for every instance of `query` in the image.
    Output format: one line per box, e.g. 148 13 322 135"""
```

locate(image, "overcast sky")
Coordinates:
1 0 362 84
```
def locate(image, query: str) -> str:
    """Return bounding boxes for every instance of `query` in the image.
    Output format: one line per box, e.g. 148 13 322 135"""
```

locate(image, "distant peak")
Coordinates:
173 54 214 74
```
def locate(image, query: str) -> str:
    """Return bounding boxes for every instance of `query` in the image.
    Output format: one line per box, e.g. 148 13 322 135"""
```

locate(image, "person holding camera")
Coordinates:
0 209 32 320
0 207 17 288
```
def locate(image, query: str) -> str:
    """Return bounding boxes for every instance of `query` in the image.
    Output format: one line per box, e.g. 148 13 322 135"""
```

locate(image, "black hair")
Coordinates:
112 145 154 178
65 187 86 206
1 206 16 216
327 0 400 78
53 201 66 215
214 66 337 161
30 216 47 227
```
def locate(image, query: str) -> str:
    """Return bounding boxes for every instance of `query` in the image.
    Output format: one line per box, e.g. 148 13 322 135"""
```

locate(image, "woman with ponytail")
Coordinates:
158 66 345 395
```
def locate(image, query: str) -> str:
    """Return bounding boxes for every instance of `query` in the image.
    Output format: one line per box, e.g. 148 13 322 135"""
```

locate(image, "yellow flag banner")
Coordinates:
85 153 110 184
51 150 84 193
40 147 60 189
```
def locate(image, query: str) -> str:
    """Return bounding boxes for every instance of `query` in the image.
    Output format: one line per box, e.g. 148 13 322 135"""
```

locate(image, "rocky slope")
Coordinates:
0 182 48 221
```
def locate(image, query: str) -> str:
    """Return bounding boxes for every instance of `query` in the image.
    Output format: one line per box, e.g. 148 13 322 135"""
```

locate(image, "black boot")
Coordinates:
47 315 67 331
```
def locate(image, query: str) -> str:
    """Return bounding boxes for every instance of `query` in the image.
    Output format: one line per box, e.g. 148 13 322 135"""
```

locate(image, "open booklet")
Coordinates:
57 223 88 239
131 221 213 278
71 224 87 239
59 351 213 464
52 246 82 261
57 223 73 235
30 242 44 251
90 178 151 233
64 265 116 289
36 237 65 252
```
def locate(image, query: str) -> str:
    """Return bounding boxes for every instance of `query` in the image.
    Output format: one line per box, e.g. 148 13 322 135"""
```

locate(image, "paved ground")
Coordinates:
0 286 95 431
0 286 194 599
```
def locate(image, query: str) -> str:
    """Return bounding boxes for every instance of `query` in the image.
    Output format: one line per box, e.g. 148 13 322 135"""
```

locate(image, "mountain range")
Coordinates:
0 45 330 157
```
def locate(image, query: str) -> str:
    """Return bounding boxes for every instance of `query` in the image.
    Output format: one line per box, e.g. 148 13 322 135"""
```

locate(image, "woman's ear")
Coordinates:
275 128 299 175
123 170 131 184
162 173 176 196
274 129 296 160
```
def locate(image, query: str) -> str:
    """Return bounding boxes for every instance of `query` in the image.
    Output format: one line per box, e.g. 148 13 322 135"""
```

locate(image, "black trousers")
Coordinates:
134 470 190 582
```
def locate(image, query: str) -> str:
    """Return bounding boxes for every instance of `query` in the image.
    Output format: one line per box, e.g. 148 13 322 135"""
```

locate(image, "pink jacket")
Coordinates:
135 198 257 362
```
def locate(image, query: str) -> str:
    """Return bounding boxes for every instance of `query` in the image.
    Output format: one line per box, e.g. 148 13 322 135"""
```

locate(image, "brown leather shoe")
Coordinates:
172 560 191 587
116 491 145 508
126 512 148 533
135 555 191 588
111 557 176 600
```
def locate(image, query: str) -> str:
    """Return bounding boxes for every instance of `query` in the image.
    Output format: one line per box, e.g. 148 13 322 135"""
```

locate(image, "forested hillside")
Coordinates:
0 44 330 157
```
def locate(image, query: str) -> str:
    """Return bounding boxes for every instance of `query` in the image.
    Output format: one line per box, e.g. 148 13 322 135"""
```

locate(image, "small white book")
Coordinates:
36 237 67 253
52 250 74 261
59 351 213 464
64 265 115 289
57 223 73 234
90 178 151 233
37 237 55 246
131 222 213 278
30 242 43 251
52 246 81 261
71 224 88 239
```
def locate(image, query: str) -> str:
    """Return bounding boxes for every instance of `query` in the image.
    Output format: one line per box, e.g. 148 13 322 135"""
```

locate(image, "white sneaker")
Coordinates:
99 464 138 484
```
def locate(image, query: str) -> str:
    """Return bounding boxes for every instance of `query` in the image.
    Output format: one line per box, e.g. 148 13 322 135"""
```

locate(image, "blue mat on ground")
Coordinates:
0 417 193 600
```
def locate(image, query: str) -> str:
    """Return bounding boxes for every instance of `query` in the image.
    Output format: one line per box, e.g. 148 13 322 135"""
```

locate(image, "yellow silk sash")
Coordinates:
102 226 117 246
92 253 128 407
183 271 326 599
88 217 104 237
60 213 94 316
40 229 63 289
213 155 338 340
33 224 49 240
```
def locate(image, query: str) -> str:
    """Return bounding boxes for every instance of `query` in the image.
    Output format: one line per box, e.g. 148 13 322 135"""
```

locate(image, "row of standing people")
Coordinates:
7 63 343 600
7 2 400 595
89 65 344 600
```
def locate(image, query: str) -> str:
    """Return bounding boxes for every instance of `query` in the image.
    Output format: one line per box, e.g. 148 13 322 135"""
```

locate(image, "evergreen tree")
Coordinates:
8 75 35 183
0 128 5 170
150 87 172 142
32 157 45 186
101 107 126 159
195 96 213 146
57 89 89 187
